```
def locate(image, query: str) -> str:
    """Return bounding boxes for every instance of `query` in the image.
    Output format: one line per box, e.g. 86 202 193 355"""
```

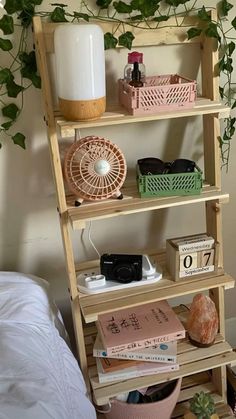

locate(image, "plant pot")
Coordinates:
184 412 219 419
104 378 182 419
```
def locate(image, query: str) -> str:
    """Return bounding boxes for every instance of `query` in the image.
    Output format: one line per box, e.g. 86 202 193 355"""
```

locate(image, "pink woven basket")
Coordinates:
104 378 182 419
119 74 196 115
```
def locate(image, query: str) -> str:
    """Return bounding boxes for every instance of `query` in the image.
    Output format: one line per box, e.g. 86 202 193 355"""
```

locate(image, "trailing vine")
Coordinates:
0 0 235 170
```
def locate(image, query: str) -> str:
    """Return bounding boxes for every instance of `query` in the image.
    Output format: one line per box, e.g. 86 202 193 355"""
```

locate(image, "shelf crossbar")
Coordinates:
56 98 230 138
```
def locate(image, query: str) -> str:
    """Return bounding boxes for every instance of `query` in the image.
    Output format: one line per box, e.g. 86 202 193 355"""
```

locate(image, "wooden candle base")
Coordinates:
59 96 106 121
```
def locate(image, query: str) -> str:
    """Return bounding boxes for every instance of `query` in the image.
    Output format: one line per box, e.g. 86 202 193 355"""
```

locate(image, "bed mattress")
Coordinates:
0 272 96 419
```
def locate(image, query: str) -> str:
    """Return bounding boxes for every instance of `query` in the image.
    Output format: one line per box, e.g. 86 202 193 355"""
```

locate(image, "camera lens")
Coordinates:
113 263 135 283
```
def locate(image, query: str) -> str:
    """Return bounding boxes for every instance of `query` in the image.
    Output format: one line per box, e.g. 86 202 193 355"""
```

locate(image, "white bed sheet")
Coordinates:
0 272 96 419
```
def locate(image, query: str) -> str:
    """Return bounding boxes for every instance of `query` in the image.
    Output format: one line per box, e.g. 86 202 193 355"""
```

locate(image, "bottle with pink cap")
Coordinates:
124 51 146 83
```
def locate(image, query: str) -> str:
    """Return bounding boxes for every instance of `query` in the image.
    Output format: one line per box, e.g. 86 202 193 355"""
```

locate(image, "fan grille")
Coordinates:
64 136 127 201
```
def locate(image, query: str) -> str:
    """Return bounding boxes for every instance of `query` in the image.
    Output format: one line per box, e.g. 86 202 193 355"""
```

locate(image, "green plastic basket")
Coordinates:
137 165 203 197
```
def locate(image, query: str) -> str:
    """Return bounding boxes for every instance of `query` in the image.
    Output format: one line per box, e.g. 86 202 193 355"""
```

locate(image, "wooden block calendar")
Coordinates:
166 233 219 281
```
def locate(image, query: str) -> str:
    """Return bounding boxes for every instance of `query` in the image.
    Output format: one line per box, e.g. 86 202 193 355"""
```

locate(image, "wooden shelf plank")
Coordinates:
79 272 234 323
68 185 229 230
90 347 236 405
56 99 230 138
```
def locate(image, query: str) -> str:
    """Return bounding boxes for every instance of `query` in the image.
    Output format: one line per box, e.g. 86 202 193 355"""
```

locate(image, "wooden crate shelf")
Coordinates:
85 326 236 410
67 185 229 230
55 98 230 138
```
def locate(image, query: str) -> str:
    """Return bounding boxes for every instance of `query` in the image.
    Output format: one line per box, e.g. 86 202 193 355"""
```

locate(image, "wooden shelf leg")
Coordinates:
210 286 227 402
60 213 91 394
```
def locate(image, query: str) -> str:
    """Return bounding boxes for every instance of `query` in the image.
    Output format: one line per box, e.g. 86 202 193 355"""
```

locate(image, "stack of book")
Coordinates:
94 300 185 383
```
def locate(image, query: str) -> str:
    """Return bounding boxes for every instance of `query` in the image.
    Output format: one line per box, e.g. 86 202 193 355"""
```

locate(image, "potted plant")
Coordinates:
184 391 219 419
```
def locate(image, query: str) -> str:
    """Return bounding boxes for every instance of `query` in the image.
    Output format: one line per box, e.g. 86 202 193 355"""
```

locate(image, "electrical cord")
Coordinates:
88 221 101 258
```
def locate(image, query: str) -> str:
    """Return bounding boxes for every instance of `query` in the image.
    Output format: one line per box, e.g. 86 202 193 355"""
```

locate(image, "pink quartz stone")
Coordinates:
187 294 219 347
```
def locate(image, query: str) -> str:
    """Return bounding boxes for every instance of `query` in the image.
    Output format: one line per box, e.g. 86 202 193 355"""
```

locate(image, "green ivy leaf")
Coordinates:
165 0 191 7
205 22 220 42
223 131 230 142
0 38 13 51
113 1 133 13
198 6 211 22
4 0 21 14
18 7 35 28
232 17 236 30
2 103 19 120
130 0 160 17
0 68 13 84
228 41 235 56
104 32 118 50
12 132 26 149
220 0 233 17
6 80 24 98
50 6 68 22
96 0 112 9
129 14 143 21
218 135 223 147
30 73 41 88
187 27 202 40
32 0 43 4
230 117 236 136
219 86 224 99
118 31 134 49
118 31 135 50
218 57 225 72
1 120 13 130
50 2 67 6
153 15 169 22
0 14 14 35
224 57 233 72
73 12 90 22
19 51 41 88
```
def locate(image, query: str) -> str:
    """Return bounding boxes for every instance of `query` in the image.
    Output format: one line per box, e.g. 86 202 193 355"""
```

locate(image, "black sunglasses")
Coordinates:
138 157 196 175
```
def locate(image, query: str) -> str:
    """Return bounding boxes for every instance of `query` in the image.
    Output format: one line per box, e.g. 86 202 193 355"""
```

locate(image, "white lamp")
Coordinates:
54 24 106 121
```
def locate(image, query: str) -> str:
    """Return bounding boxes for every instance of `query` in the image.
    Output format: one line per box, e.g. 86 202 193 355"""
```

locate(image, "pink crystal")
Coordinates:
187 294 219 347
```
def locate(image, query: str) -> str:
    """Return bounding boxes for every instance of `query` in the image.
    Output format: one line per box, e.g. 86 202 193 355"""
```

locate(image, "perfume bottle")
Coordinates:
129 62 143 87
124 51 146 83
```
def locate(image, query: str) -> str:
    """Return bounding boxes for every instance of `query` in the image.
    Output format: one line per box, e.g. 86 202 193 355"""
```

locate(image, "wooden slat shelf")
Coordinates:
67 185 229 230
85 326 236 412
79 269 234 323
88 334 236 405
56 98 230 138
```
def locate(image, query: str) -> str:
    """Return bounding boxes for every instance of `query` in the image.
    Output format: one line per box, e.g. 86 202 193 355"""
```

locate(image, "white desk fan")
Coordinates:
64 135 127 206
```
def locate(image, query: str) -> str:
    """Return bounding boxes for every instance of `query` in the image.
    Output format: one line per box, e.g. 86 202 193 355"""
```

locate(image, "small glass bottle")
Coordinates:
124 51 146 83
129 62 143 88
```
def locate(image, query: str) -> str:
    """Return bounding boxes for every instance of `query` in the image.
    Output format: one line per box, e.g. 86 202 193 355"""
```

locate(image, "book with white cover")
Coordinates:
93 334 177 363
96 357 179 383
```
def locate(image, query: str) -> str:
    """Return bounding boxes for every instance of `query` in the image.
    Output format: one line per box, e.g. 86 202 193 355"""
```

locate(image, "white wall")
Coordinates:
0 1 236 324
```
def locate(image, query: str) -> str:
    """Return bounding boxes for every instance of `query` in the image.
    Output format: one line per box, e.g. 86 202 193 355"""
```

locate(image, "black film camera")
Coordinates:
100 253 142 284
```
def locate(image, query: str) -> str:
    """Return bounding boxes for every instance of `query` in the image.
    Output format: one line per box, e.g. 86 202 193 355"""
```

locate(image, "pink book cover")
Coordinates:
97 300 185 356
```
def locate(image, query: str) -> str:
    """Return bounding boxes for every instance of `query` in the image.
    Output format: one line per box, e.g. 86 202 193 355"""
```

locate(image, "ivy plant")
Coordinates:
0 0 235 170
